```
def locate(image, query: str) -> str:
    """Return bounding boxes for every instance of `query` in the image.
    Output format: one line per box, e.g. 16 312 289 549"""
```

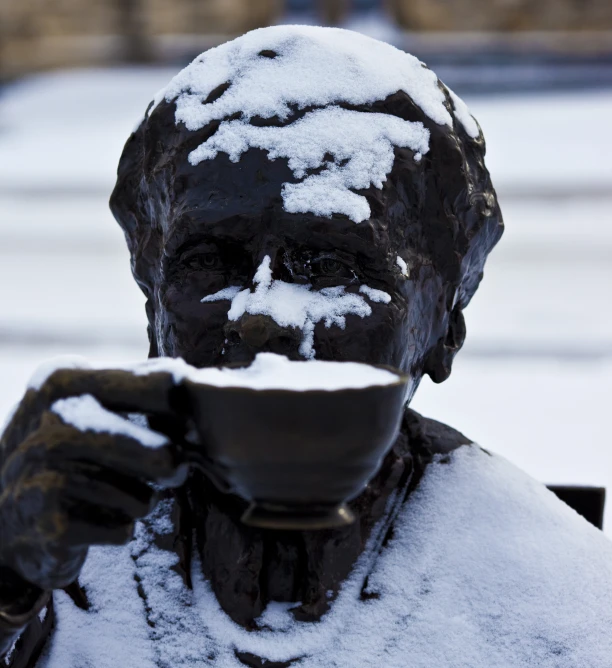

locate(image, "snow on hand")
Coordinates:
51 394 168 448
27 354 91 390
147 25 461 222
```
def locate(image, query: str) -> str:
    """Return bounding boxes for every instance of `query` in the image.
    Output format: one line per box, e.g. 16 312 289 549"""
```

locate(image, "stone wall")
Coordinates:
0 0 280 77
1 0 611 78
389 0 612 31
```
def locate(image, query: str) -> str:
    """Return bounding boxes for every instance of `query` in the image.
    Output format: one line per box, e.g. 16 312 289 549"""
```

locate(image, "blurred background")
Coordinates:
0 1 611 530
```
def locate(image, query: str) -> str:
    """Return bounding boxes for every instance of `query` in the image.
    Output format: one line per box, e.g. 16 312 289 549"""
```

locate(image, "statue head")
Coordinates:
110 25 503 399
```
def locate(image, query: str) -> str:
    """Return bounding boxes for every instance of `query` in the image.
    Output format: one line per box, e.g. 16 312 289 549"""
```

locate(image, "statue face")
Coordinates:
149 152 452 390
112 28 502 388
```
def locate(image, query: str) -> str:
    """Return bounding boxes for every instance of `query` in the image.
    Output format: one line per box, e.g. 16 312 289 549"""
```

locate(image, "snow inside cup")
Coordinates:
180 353 408 529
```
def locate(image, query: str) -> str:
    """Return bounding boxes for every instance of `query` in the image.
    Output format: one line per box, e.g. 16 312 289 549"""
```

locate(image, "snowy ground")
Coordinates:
0 69 611 531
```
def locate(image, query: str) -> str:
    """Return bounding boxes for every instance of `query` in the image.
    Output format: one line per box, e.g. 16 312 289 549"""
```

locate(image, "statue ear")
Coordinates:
423 306 466 384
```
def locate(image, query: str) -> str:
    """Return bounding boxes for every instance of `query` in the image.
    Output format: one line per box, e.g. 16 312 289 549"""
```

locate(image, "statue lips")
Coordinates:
175 363 409 530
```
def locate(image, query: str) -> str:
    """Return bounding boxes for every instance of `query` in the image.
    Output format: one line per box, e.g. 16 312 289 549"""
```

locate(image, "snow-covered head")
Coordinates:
110 25 502 391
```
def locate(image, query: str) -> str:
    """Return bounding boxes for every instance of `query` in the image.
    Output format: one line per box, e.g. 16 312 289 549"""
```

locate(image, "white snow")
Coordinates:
255 601 302 632
189 106 429 223
151 26 451 128
396 255 410 277
125 353 397 391
148 25 447 222
203 256 376 358
38 446 612 667
186 446 612 666
200 285 242 304
358 285 392 303
38 542 159 668
448 88 480 138
186 352 399 391
51 394 168 448
126 356 194 383
21 351 399 400
4 639 18 665
28 354 91 390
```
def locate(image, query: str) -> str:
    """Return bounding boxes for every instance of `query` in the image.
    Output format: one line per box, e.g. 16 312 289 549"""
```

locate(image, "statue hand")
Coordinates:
0 366 185 592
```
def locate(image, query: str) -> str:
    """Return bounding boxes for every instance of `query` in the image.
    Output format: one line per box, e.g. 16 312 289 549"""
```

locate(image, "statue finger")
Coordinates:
37 367 178 415
59 466 158 521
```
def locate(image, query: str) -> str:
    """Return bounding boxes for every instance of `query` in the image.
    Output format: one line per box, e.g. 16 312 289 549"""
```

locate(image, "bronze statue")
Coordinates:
1 25 611 668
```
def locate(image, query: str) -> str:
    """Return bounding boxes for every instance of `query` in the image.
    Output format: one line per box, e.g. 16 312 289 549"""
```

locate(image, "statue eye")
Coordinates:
313 257 353 276
188 253 221 270
319 259 344 275
311 256 355 282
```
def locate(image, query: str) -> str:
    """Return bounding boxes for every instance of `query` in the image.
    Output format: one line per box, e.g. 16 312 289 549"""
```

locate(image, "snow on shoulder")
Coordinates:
147 25 472 223
186 446 612 667
187 352 400 392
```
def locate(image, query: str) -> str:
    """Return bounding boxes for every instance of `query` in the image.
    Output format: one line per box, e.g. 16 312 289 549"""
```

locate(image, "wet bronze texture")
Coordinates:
1 43 505 666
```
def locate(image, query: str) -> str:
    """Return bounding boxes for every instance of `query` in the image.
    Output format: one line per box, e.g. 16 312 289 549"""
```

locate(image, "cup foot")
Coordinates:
241 501 356 530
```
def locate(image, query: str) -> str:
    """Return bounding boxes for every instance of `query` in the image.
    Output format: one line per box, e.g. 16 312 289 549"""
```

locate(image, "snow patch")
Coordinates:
28 354 91 390
359 285 392 303
396 255 410 277
189 106 429 223
186 352 399 391
147 25 449 223
256 601 302 632
126 356 193 384
200 285 242 304
38 543 158 668
448 88 480 138
202 256 375 358
51 394 168 448
150 26 451 128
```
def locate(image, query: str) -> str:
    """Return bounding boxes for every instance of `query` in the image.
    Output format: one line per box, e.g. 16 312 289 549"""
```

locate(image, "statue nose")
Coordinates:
224 314 301 351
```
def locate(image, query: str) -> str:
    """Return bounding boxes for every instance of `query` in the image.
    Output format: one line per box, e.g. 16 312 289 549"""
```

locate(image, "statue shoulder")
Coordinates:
404 408 473 456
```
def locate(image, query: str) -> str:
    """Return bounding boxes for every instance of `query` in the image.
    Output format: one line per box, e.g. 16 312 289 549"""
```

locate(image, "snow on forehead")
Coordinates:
151 25 452 128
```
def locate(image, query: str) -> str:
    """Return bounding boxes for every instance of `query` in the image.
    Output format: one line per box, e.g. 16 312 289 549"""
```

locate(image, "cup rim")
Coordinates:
180 360 409 397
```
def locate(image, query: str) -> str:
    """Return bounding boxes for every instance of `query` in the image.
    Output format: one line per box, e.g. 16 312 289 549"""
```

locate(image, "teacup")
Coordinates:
177 353 408 529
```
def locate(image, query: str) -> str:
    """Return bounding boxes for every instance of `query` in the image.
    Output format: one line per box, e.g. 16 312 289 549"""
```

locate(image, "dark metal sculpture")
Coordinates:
0 27 504 667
